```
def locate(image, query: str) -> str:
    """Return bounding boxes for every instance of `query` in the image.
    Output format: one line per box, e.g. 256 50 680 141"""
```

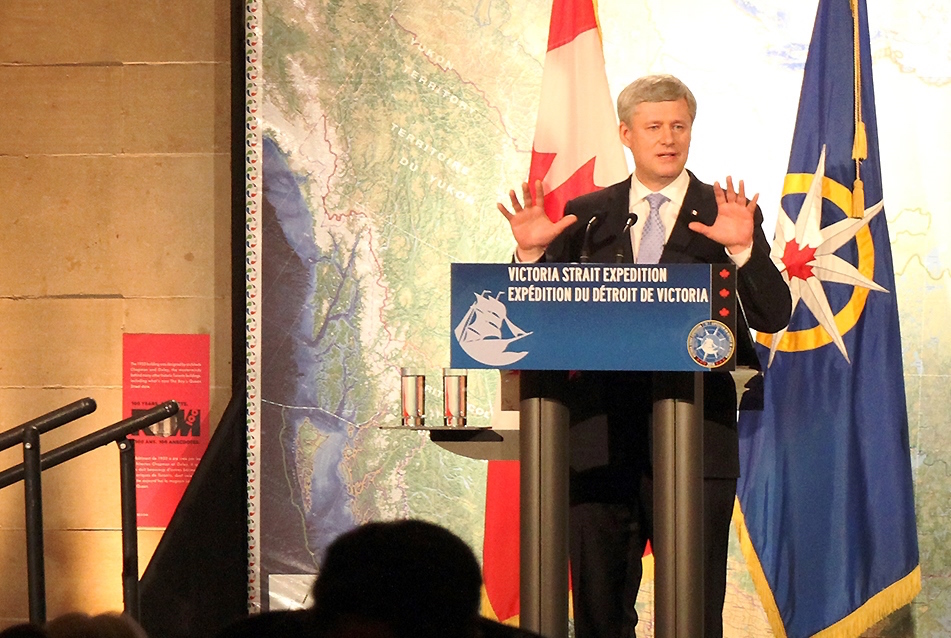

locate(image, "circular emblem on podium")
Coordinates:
687 320 735 368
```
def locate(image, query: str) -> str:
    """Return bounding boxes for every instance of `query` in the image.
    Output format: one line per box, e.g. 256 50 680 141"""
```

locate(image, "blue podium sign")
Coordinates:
450 263 737 372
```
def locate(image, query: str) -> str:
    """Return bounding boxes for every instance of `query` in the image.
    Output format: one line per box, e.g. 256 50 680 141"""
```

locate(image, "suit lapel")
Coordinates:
611 178 634 263
589 178 634 263
662 171 717 263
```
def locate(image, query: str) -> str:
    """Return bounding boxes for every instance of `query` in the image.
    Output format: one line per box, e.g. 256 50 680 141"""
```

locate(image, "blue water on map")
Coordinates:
260 135 356 575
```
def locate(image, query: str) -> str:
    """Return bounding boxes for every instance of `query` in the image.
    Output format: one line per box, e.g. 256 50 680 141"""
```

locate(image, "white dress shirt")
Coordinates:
514 170 753 265
629 170 752 267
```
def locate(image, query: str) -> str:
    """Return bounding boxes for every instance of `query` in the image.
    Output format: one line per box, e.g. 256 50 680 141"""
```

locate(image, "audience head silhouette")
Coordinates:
214 519 542 638
43 612 147 638
0 624 48 638
310 519 482 638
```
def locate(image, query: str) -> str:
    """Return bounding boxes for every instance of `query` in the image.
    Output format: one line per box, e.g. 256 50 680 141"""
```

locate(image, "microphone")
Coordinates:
579 213 602 264
614 212 638 263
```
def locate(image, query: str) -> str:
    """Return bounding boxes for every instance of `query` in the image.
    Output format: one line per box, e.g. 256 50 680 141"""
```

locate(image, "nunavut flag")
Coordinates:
735 1 921 637
480 0 628 623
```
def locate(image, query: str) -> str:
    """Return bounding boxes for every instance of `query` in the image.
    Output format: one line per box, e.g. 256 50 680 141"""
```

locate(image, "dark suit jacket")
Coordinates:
541 172 791 501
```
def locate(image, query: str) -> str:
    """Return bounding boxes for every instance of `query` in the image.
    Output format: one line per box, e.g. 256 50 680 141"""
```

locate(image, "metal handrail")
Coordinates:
0 400 179 624
0 398 97 453
0 401 179 489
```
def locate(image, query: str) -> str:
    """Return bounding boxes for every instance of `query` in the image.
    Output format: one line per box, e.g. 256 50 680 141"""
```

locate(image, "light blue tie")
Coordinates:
637 192 669 264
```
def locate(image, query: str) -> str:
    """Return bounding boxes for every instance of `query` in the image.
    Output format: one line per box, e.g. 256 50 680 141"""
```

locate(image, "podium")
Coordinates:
449 262 738 638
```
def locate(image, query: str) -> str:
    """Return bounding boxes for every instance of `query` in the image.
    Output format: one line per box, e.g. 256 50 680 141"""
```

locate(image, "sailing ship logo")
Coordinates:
454 291 532 366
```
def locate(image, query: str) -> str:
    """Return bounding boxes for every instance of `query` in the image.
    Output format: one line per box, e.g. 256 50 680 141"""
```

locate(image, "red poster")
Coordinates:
123 333 210 528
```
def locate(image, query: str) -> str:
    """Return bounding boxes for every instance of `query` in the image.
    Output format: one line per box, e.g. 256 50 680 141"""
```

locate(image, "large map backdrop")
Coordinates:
244 0 951 634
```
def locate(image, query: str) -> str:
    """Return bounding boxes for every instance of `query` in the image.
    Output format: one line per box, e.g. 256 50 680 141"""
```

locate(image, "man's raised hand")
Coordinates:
688 176 757 255
497 180 578 262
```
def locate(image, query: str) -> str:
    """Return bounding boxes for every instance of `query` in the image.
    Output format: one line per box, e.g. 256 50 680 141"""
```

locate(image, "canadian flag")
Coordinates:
481 0 628 623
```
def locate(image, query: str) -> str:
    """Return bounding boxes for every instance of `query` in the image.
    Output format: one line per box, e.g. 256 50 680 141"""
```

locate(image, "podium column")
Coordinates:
653 372 704 638
519 371 570 638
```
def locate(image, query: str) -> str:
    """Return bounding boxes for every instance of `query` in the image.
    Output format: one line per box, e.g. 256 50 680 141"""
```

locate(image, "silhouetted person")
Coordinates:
214 609 312 638
0 624 48 638
309 519 482 638
216 519 542 638
311 519 543 638
43 612 147 638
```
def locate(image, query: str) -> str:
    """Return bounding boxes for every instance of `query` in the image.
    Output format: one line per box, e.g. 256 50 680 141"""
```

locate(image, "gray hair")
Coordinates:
616 74 697 126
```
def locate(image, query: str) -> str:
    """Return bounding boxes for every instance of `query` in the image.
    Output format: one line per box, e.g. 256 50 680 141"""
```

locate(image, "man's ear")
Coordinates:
618 121 632 149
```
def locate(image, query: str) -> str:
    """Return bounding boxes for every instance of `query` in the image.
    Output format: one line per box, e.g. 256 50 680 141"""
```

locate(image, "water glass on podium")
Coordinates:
442 368 467 427
400 368 425 427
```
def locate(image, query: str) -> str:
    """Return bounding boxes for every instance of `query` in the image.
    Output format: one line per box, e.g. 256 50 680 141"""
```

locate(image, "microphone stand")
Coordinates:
614 212 638 263
579 214 601 263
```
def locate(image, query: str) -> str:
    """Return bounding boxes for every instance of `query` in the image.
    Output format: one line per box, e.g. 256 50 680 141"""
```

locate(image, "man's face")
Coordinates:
619 98 692 191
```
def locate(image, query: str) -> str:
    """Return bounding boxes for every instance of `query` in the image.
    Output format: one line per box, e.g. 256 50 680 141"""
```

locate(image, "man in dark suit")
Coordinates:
498 75 791 638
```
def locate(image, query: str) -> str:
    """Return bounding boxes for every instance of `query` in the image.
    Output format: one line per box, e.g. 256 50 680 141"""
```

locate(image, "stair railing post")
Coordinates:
23 425 47 625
